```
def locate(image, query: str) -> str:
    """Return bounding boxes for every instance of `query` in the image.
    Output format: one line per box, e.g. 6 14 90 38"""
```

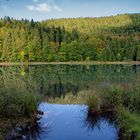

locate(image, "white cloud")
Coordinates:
27 3 51 12
27 2 62 13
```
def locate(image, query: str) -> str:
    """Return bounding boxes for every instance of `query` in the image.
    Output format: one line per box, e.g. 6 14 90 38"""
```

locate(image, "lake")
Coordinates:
0 64 140 140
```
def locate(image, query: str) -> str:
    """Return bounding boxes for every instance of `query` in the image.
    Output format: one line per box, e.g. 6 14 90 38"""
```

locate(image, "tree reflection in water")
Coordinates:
4 115 51 140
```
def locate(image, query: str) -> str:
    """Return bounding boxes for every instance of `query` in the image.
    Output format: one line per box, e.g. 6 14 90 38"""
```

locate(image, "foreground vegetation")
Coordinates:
0 88 39 118
86 86 140 140
0 64 140 139
0 89 39 138
0 14 140 62
0 70 40 139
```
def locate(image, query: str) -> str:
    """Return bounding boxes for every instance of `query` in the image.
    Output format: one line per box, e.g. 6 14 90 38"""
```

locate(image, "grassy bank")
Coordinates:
117 107 140 139
86 86 140 140
0 86 40 139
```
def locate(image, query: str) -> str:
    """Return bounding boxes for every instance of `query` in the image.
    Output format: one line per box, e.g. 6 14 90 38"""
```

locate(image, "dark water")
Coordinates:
0 64 140 139
38 103 117 140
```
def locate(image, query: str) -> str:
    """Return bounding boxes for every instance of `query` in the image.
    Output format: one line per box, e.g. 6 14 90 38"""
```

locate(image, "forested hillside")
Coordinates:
0 13 140 62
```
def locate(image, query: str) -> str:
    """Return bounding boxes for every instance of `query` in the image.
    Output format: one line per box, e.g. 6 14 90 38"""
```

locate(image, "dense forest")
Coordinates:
0 13 140 62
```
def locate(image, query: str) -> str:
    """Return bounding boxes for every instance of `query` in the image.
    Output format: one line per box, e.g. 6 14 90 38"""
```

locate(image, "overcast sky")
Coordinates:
0 0 140 21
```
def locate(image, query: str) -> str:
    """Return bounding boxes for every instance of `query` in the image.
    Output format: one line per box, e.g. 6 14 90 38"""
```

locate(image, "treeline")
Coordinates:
0 14 140 62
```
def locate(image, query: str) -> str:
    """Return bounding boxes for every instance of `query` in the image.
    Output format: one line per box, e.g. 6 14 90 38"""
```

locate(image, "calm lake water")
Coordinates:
1 64 140 140
38 103 117 140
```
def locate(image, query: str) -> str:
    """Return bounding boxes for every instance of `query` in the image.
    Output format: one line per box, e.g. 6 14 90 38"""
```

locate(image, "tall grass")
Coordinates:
0 87 39 118
46 89 98 105
116 106 140 140
0 86 40 139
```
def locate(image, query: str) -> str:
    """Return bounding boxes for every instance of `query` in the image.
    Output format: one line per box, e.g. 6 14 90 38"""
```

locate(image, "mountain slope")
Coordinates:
0 13 140 62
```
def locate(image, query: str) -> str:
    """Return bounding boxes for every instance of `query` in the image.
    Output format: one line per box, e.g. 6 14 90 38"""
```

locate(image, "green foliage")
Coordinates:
0 14 140 62
44 14 133 33
117 107 140 139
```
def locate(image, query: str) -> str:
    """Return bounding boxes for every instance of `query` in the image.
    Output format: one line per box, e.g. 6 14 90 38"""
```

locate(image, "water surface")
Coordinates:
38 103 117 140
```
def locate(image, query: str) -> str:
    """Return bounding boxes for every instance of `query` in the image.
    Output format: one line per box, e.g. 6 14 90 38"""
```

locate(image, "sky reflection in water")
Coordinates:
38 103 117 140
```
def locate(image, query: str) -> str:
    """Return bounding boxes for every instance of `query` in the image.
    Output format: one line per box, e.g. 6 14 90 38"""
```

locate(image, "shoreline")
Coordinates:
0 61 140 66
